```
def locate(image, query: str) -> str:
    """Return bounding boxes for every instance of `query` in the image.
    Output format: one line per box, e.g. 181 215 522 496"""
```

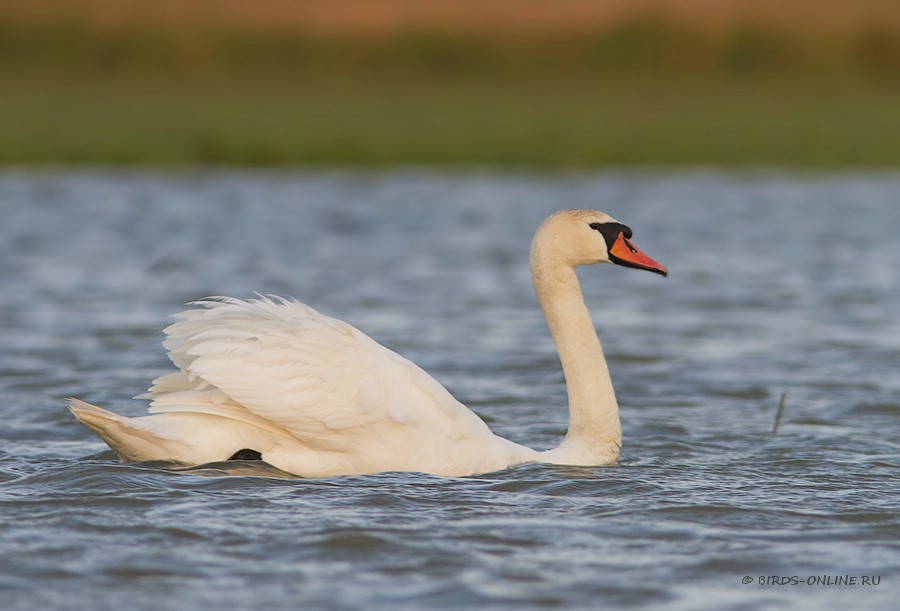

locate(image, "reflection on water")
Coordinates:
1 171 898 609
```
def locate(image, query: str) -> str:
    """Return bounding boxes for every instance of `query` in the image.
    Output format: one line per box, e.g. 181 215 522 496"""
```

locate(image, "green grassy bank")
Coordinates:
4 72 900 168
2 13 900 167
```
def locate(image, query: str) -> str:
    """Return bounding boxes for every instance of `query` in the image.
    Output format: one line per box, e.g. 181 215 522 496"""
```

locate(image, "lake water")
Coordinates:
0 170 898 610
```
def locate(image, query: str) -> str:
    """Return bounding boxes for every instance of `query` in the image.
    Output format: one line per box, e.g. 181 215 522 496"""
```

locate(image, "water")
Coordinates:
1 170 898 610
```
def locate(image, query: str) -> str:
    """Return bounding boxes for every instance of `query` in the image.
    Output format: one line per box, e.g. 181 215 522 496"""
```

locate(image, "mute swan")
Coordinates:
69 210 666 477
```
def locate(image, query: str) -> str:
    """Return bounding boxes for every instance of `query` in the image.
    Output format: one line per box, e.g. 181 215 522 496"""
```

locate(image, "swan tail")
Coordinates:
67 398 186 463
67 397 122 430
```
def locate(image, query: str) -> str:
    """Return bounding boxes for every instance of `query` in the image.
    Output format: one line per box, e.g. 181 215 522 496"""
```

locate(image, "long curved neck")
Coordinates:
532 257 621 464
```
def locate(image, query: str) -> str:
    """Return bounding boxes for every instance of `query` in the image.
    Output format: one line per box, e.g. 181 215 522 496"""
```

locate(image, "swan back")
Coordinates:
141 296 533 476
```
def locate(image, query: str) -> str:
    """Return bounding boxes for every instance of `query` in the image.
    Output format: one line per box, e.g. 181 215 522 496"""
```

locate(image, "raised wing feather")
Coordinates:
146 296 484 452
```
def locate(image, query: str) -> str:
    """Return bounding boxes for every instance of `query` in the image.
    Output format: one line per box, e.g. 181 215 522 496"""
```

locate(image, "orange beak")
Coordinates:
608 232 668 276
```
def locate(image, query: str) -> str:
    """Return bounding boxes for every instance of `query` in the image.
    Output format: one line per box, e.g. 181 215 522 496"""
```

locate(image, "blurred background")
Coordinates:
3 0 900 168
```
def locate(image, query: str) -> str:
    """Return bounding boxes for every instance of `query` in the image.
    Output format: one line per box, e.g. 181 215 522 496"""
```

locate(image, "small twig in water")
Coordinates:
771 391 787 434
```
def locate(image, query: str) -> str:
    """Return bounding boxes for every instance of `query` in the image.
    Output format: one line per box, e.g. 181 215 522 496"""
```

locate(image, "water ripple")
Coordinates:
2 170 899 610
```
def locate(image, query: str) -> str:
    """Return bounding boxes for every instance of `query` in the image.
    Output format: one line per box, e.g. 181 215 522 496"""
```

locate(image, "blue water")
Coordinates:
1 170 898 609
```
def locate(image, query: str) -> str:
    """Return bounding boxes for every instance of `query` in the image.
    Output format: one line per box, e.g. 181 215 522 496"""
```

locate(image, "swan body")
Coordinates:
70 210 666 477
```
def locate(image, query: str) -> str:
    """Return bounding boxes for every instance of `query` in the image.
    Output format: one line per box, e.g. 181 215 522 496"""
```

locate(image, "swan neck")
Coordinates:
531 257 621 462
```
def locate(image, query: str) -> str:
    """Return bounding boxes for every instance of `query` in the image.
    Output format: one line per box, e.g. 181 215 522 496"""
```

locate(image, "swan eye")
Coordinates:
589 222 633 250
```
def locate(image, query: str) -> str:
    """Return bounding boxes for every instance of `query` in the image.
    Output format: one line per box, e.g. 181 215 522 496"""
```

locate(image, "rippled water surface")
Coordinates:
1 171 898 610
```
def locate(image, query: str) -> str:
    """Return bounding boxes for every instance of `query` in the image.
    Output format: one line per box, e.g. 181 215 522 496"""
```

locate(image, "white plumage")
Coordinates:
69 210 667 477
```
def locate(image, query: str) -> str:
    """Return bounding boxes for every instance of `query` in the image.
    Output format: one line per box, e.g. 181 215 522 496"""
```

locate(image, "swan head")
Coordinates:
531 210 667 276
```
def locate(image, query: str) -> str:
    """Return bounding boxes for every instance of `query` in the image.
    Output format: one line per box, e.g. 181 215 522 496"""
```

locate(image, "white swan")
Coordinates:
69 210 666 477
